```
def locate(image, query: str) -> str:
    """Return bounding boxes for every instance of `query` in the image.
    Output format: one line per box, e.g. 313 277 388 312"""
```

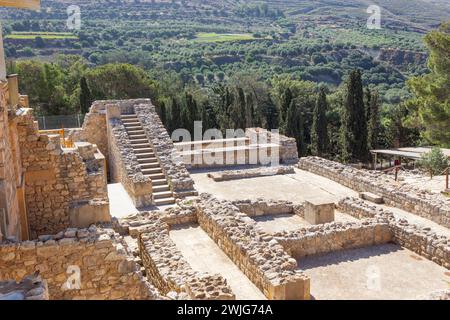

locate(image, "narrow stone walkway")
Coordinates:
169 223 266 300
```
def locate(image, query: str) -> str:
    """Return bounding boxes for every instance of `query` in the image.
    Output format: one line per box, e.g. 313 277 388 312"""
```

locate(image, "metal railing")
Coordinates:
36 114 85 130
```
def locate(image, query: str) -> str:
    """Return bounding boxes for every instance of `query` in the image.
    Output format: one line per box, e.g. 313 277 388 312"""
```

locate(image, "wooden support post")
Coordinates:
446 168 449 190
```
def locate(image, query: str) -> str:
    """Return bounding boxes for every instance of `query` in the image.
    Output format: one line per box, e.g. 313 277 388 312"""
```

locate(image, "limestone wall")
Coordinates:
134 103 195 197
338 197 450 269
208 166 295 182
232 199 304 217
16 110 109 237
0 81 22 241
274 220 393 259
298 157 450 228
0 226 159 300
246 128 299 164
70 101 109 161
195 194 310 300
107 116 152 208
119 211 234 300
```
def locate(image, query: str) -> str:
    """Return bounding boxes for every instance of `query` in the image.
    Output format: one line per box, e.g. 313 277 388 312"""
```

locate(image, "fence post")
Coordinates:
446 167 449 190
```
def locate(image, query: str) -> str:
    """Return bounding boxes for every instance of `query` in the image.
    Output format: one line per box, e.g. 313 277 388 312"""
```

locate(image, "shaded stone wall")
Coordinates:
338 197 450 269
16 111 108 238
107 114 152 207
298 157 450 228
195 194 310 300
274 220 393 259
0 226 158 300
134 103 195 197
0 81 22 241
119 208 234 300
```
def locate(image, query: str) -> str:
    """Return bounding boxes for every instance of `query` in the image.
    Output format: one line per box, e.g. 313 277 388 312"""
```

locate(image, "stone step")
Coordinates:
142 167 163 175
154 197 176 206
129 139 149 144
129 135 147 140
132 143 152 149
153 191 173 200
137 158 158 164
121 117 139 122
153 185 170 193
152 179 168 186
127 130 145 135
124 125 143 131
359 192 384 204
122 121 141 126
121 114 138 119
146 173 165 180
139 162 160 169
136 152 156 159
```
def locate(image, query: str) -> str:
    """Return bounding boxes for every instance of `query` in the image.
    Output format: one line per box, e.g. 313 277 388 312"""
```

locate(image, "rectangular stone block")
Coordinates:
359 192 384 204
304 198 335 225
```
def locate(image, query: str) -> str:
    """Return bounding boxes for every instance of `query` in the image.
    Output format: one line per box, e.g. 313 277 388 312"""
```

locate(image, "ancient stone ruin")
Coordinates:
1 78 449 300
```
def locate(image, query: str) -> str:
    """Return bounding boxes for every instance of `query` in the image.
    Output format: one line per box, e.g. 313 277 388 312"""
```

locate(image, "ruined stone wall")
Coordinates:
70 102 109 161
232 199 304 217
119 209 234 300
274 220 393 259
107 116 152 207
0 226 158 300
134 103 195 197
246 128 299 164
298 157 450 228
195 194 310 300
208 166 295 182
338 197 450 269
16 111 108 238
0 82 22 241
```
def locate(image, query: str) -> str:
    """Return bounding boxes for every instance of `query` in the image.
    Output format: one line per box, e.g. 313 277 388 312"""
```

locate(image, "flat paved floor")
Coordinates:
190 167 450 237
107 183 177 218
298 244 450 300
190 167 358 205
169 223 266 300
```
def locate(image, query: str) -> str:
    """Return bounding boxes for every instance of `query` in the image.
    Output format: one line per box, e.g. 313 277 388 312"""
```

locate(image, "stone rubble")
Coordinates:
208 166 295 182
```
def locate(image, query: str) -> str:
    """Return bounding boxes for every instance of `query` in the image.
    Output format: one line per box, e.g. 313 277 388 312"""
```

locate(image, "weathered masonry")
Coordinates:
73 99 197 207
0 75 110 241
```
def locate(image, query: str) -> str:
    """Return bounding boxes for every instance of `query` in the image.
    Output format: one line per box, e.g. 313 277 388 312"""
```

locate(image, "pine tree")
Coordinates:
367 91 381 150
79 76 92 114
311 87 329 157
340 70 369 163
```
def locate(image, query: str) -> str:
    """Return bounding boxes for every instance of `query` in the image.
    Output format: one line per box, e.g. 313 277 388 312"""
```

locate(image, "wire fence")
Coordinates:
36 114 85 130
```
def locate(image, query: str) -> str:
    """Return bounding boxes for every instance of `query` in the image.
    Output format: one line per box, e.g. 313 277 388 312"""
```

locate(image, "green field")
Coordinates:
194 32 257 43
6 32 78 40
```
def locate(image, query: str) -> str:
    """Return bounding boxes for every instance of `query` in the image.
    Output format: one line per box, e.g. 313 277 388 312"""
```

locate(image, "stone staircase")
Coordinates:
121 114 175 206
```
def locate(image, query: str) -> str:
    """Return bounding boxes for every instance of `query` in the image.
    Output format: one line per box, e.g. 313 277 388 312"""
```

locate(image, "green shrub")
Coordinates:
418 147 449 176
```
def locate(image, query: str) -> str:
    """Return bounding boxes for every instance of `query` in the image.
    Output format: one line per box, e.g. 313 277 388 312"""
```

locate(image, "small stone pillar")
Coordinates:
7 74 19 108
106 103 121 120
304 197 335 225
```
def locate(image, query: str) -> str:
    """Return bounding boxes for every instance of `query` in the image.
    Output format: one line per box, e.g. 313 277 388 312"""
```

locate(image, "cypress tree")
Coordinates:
340 70 368 163
79 76 92 114
285 101 305 156
170 97 182 133
367 91 381 150
311 87 329 157
279 87 292 133
159 101 167 127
